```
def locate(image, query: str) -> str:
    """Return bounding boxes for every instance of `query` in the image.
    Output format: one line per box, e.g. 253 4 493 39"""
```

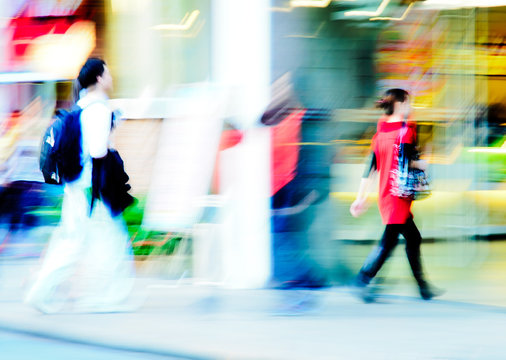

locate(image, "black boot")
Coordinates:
419 282 445 300
405 238 443 300
351 276 376 303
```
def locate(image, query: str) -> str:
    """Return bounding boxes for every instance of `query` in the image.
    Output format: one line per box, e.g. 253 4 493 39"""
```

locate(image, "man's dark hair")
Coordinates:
77 58 106 89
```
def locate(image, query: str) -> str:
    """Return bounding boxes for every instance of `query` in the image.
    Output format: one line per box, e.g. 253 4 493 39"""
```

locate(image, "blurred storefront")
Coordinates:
266 1 505 235
266 1 506 284
0 0 505 287
104 0 211 98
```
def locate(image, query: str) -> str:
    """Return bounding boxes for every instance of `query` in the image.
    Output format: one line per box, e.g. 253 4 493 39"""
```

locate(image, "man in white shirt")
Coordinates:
25 58 135 313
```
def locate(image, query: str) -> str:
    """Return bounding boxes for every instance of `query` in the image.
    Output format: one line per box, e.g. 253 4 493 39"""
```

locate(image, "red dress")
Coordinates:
372 117 416 225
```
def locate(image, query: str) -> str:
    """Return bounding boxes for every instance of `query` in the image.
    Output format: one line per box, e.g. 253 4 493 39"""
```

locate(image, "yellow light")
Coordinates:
285 21 326 38
26 21 96 79
291 0 332 7
468 147 506 154
420 0 506 10
162 21 205 39
344 0 390 17
370 2 414 21
272 0 343 12
152 10 200 31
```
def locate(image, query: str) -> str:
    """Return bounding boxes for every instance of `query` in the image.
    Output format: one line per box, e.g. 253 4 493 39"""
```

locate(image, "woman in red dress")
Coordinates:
350 88 442 302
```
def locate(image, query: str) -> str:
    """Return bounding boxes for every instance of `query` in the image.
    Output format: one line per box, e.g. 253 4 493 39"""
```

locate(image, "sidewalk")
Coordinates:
1 260 506 360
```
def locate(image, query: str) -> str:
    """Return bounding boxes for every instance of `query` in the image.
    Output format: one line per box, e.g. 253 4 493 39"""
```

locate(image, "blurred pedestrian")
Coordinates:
261 74 331 291
25 58 136 313
350 88 442 302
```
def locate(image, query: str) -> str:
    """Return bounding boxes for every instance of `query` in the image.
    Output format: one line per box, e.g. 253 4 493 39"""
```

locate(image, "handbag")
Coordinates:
390 123 431 201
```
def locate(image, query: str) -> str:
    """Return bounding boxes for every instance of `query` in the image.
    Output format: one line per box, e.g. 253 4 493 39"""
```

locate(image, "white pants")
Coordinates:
25 180 135 313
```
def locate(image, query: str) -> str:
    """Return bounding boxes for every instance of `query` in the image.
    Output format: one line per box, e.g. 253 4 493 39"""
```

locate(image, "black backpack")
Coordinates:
40 107 84 185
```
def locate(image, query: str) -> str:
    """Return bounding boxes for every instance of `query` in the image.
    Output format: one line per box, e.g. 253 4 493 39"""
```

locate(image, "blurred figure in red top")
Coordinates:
262 74 331 290
350 88 443 302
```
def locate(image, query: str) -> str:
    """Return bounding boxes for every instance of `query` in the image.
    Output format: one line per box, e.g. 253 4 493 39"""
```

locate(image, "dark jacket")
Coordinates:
91 149 134 217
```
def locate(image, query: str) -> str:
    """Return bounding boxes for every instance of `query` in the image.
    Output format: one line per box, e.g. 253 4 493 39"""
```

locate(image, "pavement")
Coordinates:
1 259 506 360
0 330 180 360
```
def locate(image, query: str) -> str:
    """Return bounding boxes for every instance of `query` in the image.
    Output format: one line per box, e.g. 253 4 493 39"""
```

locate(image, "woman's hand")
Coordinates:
350 198 369 218
410 159 428 171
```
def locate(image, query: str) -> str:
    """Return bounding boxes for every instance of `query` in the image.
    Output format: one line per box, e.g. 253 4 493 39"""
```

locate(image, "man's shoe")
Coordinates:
419 283 445 300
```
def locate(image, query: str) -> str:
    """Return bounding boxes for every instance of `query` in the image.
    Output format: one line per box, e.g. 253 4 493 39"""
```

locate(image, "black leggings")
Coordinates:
358 218 427 287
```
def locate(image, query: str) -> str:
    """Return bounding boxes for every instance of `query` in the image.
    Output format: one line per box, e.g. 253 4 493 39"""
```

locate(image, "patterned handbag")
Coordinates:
390 123 431 201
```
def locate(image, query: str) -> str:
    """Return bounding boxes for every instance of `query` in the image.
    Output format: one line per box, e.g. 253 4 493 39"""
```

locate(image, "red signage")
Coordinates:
3 0 95 75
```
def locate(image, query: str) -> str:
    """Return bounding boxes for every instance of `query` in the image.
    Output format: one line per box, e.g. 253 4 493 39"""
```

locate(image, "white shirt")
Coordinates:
77 93 111 159
72 92 111 188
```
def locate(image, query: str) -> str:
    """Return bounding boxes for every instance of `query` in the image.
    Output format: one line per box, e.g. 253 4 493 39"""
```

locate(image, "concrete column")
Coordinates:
212 0 272 288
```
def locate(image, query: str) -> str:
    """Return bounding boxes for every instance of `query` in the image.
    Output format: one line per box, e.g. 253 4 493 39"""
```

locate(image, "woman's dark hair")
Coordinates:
77 58 106 89
376 88 409 115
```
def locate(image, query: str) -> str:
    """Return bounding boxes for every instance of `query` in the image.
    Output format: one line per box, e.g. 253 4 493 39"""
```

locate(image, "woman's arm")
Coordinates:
350 152 377 217
410 159 427 171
